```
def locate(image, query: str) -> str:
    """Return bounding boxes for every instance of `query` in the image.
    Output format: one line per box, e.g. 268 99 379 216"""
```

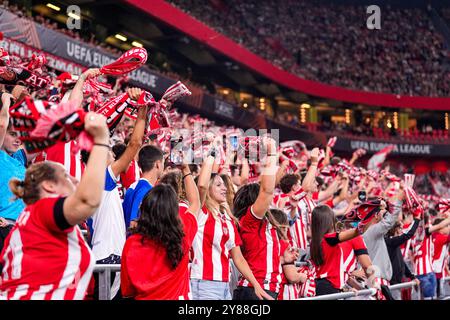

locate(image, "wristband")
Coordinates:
182 172 192 180
93 143 111 149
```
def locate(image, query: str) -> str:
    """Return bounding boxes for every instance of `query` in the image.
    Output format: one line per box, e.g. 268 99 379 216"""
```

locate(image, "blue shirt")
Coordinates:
122 178 152 229
0 149 26 220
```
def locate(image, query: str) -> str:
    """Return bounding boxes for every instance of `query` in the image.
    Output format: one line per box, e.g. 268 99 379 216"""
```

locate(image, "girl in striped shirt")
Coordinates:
232 138 299 300
190 153 270 300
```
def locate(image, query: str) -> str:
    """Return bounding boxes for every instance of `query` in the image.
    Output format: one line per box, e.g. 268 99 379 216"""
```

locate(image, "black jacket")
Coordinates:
385 219 420 284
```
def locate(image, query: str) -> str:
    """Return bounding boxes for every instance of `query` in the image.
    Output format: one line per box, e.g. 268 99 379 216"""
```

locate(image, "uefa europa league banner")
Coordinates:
0 8 173 94
332 137 450 157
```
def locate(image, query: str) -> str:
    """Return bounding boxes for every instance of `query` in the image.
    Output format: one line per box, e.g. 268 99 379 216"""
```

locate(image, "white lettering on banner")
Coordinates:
66 42 115 67
350 140 431 155
66 41 156 87
128 69 157 88
0 39 83 74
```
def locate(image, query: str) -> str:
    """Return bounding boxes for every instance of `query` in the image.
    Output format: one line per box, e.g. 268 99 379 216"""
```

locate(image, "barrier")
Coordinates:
93 264 450 301
94 264 121 300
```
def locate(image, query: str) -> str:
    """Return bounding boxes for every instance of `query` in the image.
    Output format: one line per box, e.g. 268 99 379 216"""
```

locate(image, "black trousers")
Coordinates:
315 278 340 296
233 286 278 300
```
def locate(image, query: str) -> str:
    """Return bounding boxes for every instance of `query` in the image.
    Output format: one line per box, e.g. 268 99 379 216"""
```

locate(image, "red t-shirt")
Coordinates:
120 206 197 300
0 197 94 300
314 232 346 289
237 206 288 293
340 236 368 283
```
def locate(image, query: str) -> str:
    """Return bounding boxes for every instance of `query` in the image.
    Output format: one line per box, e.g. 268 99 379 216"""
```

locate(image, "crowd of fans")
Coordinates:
0 43 449 301
4 0 450 143
170 0 450 97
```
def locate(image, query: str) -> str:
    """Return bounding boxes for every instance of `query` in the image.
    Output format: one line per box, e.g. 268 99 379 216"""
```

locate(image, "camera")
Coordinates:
294 248 310 267
358 190 367 202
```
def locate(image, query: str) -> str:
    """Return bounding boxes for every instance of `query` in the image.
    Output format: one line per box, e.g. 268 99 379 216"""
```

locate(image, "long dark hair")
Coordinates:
310 205 336 266
233 183 260 219
233 183 283 238
136 184 185 269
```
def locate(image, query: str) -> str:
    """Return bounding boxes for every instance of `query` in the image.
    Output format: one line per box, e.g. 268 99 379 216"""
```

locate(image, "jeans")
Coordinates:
233 286 278 300
417 273 437 299
190 279 232 300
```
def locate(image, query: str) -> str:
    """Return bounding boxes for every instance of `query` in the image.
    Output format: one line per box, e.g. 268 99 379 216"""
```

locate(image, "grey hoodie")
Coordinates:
362 200 402 281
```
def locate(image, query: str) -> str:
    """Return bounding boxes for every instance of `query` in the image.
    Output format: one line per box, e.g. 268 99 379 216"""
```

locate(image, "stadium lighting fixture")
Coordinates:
115 34 127 42
46 3 61 11
301 103 310 109
387 120 392 129
243 103 248 108
132 41 143 48
68 12 80 20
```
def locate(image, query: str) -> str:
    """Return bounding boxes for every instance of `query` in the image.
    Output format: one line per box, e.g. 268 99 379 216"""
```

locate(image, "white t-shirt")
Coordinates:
89 165 126 260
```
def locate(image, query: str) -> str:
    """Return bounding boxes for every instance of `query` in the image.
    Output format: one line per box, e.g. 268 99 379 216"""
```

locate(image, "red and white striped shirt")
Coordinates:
238 206 288 293
278 240 299 301
272 193 308 250
0 197 94 300
432 232 450 275
298 264 316 298
35 141 85 181
413 227 434 276
299 194 317 227
190 205 241 282
278 280 299 300
400 222 414 261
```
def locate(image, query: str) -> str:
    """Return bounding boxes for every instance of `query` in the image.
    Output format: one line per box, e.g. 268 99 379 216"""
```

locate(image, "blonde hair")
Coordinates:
205 175 238 224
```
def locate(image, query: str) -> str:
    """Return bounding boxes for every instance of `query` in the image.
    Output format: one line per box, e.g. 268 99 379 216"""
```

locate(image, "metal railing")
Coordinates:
93 264 450 301
298 276 450 301
94 264 121 300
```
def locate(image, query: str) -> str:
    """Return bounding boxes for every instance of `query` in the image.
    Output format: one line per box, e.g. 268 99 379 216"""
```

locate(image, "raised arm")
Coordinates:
275 159 289 186
252 138 277 218
302 148 319 192
111 88 146 177
63 113 109 226
429 216 450 233
239 157 249 185
318 177 340 203
386 218 420 247
370 192 404 237
181 164 200 218
0 92 13 147
197 154 215 206
333 175 349 206
68 68 101 107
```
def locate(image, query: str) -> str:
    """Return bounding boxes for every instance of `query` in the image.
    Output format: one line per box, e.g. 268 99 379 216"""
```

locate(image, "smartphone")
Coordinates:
230 135 239 152
170 137 183 165
358 190 367 202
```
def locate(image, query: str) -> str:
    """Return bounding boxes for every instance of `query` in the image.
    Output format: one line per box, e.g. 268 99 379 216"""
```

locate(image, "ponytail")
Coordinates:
9 162 59 205
9 179 25 200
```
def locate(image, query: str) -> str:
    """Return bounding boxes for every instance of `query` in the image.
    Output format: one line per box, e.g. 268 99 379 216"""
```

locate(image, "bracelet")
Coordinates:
93 143 111 149
182 172 192 180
